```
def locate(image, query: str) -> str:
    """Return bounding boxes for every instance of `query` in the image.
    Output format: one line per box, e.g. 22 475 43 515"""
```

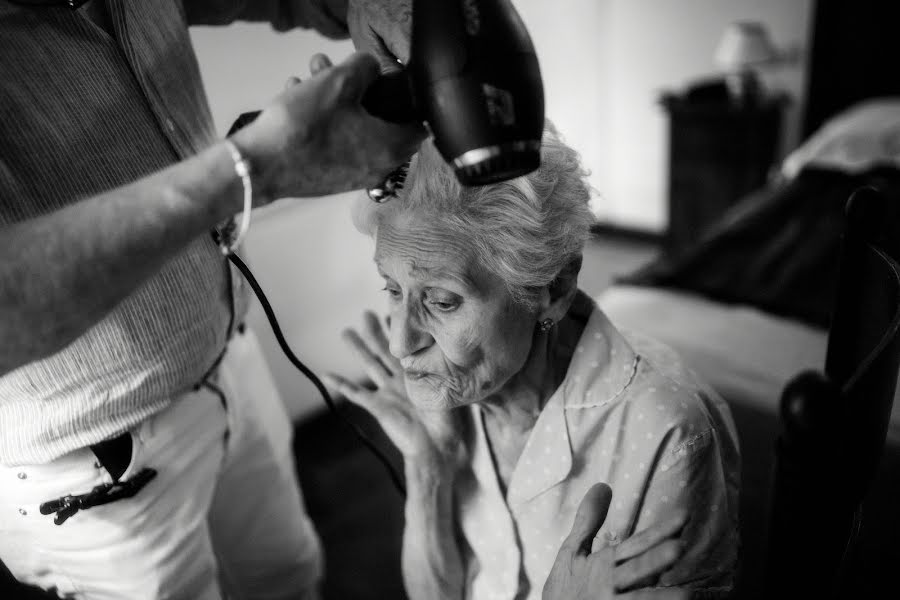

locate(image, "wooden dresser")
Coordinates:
661 92 786 253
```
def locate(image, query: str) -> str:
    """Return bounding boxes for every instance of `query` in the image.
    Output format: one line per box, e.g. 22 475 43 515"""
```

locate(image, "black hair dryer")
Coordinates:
362 0 545 186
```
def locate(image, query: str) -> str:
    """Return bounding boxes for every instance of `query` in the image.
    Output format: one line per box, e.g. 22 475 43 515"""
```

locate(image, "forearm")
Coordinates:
0 142 244 375
402 461 465 600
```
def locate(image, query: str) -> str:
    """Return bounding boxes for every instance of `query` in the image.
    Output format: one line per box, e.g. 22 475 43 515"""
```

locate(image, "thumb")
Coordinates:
563 483 613 556
332 51 381 102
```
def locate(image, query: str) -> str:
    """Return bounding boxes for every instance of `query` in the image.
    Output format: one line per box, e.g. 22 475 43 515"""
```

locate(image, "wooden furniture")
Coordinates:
661 93 785 253
766 187 900 598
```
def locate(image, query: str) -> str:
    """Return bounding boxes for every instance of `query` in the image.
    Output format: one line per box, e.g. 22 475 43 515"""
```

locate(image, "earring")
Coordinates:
539 318 555 332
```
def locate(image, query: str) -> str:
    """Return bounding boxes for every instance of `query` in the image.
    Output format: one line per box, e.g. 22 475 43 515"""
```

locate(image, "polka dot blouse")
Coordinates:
455 298 741 600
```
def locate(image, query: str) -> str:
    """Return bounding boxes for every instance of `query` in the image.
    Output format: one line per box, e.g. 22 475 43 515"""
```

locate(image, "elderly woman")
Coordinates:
324 124 740 599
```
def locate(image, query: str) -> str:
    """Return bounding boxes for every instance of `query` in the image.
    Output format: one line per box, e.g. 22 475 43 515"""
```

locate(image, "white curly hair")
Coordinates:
352 121 596 310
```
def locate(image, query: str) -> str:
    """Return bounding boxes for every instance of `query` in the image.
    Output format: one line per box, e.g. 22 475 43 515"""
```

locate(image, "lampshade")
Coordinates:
714 21 778 71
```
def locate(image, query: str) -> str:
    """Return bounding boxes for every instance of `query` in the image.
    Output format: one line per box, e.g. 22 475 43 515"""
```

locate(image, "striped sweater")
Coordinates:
0 0 346 466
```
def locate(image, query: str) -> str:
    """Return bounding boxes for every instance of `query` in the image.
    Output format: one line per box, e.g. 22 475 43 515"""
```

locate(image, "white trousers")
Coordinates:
0 328 323 600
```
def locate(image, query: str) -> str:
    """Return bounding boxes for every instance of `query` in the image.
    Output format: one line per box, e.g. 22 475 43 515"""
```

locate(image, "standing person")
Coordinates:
0 1 422 598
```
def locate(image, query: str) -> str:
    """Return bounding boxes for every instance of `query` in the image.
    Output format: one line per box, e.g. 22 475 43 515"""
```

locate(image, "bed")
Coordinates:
600 100 900 441
595 3 900 592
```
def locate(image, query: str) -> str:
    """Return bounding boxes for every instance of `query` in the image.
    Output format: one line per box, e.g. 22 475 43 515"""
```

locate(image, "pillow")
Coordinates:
781 98 900 178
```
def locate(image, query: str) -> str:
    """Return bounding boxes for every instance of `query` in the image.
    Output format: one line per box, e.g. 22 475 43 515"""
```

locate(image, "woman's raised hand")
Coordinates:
324 311 467 470
543 484 689 600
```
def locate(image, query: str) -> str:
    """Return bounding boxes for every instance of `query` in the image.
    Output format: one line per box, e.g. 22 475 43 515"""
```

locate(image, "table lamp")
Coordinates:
714 21 778 104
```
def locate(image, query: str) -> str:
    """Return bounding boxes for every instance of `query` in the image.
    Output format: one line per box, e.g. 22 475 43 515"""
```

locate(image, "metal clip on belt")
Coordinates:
39 468 157 525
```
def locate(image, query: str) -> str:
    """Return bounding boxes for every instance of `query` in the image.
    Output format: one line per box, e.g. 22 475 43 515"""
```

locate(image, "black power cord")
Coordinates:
221 112 404 496
226 251 406 496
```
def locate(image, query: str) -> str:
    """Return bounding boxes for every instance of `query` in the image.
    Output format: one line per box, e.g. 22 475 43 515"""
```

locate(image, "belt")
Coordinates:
34 338 241 526
38 433 157 525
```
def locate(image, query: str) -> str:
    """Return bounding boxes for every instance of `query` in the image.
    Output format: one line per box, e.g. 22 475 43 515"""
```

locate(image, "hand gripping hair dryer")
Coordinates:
228 0 545 188
362 0 546 186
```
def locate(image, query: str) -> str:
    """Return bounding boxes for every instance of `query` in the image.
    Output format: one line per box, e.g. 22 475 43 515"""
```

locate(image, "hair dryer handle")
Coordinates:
361 69 420 124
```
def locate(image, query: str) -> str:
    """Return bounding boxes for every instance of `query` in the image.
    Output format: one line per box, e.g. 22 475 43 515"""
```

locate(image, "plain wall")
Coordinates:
593 0 814 231
189 1 814 419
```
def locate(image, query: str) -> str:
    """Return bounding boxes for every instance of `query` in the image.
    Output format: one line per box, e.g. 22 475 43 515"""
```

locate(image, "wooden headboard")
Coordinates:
802 0 900 137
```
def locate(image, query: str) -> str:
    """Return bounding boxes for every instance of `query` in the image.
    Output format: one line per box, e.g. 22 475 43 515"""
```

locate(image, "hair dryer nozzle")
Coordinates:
452 140 541 186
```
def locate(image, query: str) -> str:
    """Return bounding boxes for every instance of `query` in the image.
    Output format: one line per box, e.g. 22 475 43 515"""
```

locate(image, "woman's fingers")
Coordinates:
362 310 399 373
284 76 302 91
612 539 683 591
322 373 373 409
324 373 421 458
614 509 688 564
323 372 406 426
309 52 333 75
341 328 393 387
560 483 614 556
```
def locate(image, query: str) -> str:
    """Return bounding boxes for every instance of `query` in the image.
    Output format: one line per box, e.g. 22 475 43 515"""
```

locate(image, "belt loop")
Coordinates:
202 379 228 412
201 379 231 450
196 345 228 389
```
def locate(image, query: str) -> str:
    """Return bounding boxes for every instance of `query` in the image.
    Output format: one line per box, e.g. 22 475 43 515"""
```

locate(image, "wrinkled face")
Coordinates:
375 210 538 410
